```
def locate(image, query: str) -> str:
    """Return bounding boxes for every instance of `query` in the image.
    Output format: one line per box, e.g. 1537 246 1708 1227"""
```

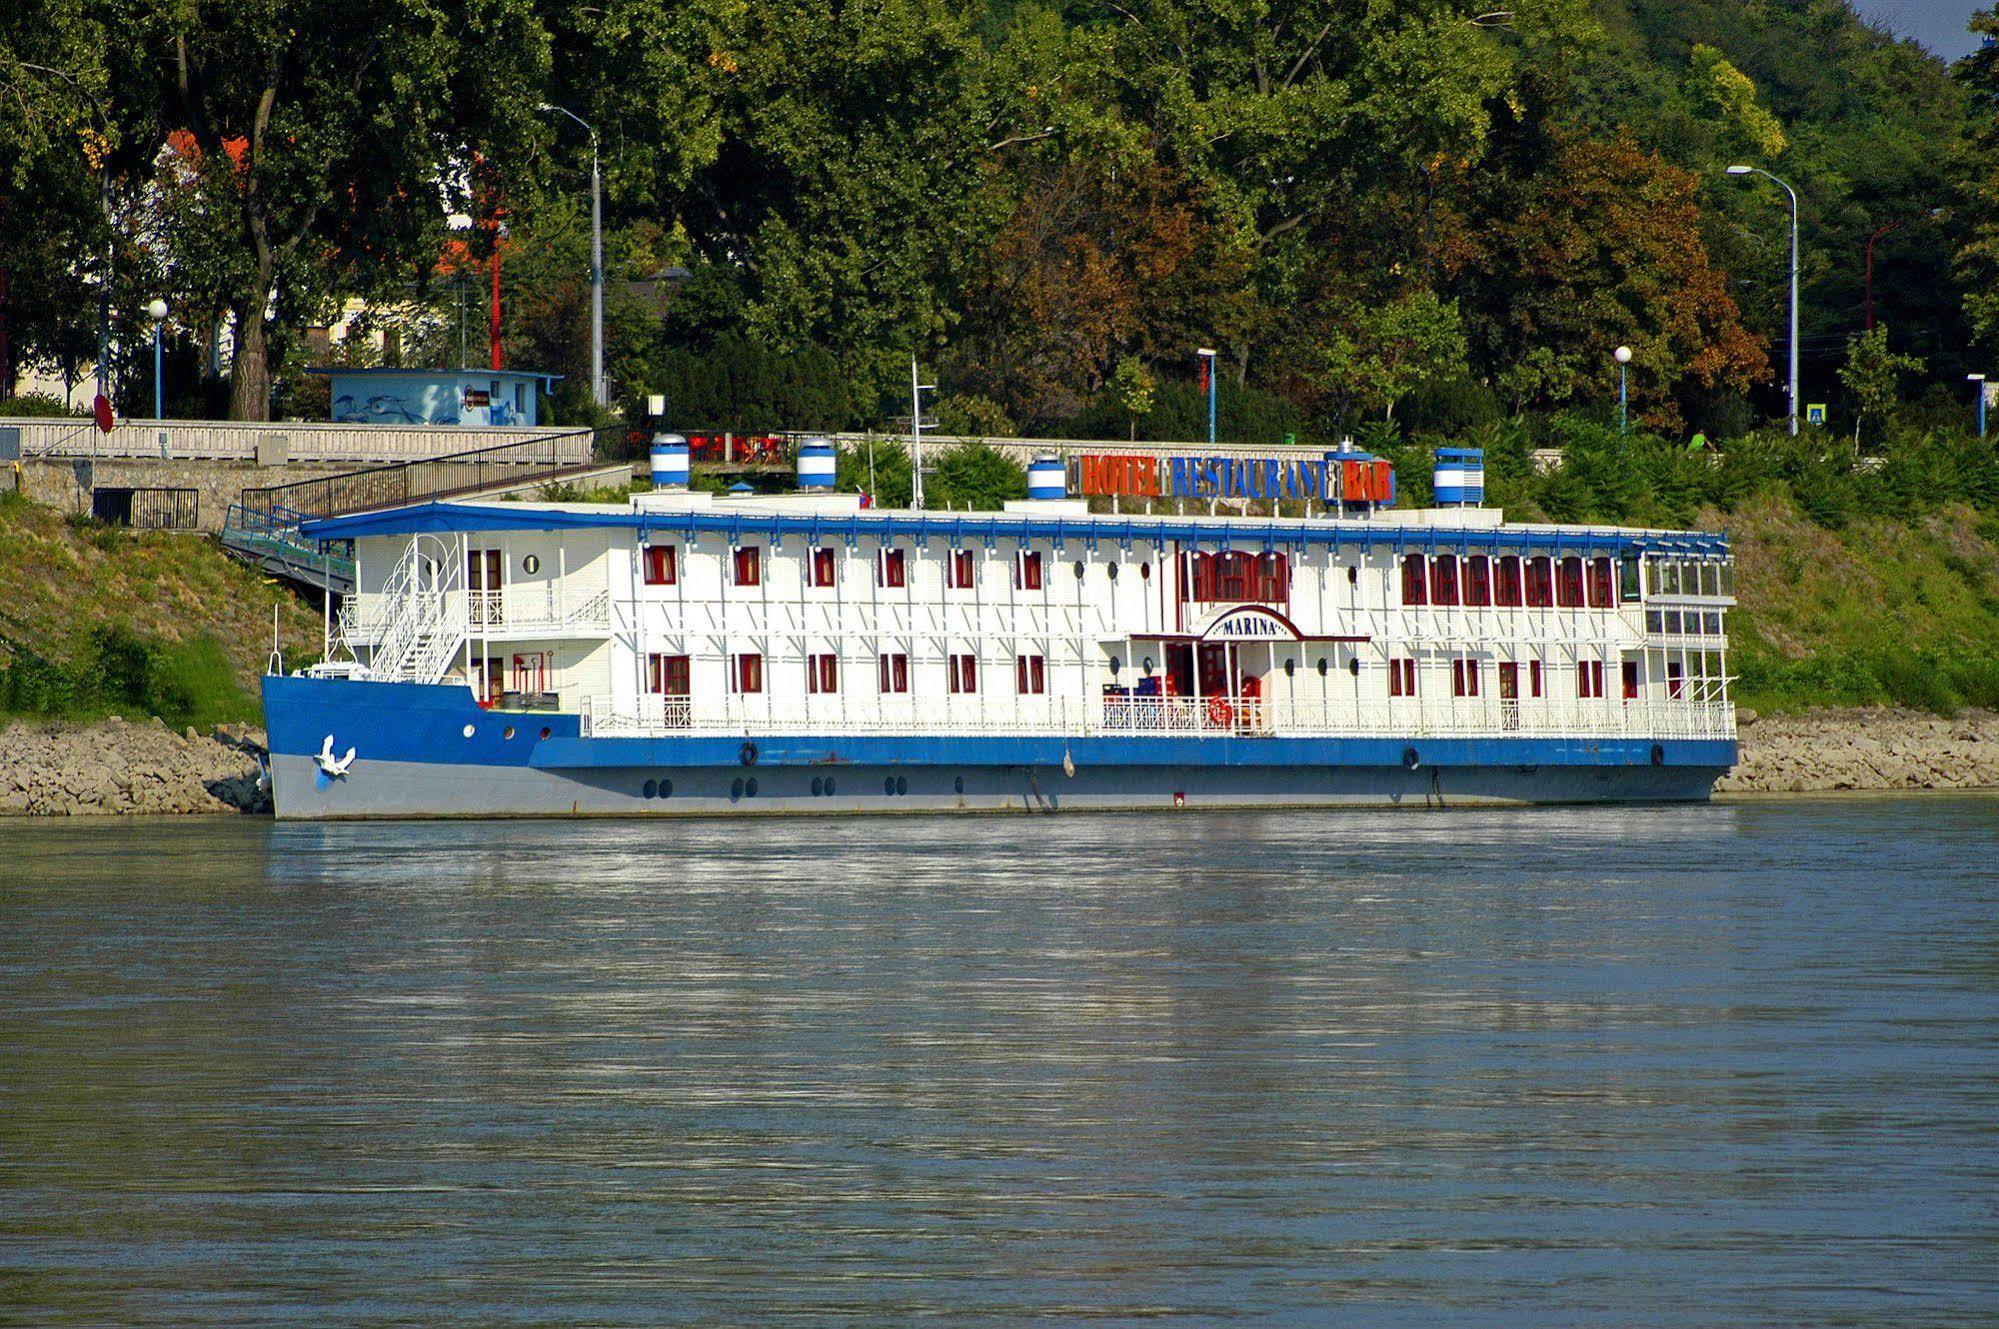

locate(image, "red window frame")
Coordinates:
647 653 690 695
877 652 909 693
878 548 906 589
1529 659 1543 697
1016 550 1044 590
733 546 762 588
948 653 978 694
1389 658 1417 697
1666 660 1684 699
1186 551 1289 604
1557 556 1585 608
1495 555 1522 607
1525 557 1554 608
1588 556 1615 608
1430 555 1460 607
643 544 677 586
1463 555 1491 608
1402 554 1428 606
733 652 764 694
806 652 838 694
1576 659 1605 699
1015 654 1046 694
948 549 976 589
1452 658 1481 697
810 547 837 588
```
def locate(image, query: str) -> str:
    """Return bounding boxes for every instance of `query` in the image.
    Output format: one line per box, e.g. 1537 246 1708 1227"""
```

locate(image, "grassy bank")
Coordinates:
0 493 320 730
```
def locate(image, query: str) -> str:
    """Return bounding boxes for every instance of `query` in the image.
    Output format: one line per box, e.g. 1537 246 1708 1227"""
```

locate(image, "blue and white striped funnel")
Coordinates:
649 433 689 489
796 436 836 490
1432 447 1483 506
1027 454 1067 500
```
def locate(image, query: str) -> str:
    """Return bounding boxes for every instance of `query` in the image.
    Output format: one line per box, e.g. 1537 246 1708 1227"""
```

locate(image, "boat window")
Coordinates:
1463 555 1491 607
1495 555 1522 607
1525 557 1553 607
732 652 763 693
1430 555 1459 606
811 547 837 588
733 546 762 588
1401 554 1428 606
806 653 839 694
877 652 910 693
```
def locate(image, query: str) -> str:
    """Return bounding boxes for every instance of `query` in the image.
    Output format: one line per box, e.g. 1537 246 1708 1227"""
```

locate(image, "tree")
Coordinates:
1105 355 1156 440
1307 289 1467 425
1837 324 1925 446
107 0 548 418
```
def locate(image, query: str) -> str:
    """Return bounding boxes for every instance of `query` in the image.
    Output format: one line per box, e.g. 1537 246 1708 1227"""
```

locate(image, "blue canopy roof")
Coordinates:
300 500 1730 557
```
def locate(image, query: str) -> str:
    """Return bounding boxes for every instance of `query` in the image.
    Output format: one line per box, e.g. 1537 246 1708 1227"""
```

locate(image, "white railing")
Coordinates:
575 694 1734 743
12 416 591 464
347 585 612 640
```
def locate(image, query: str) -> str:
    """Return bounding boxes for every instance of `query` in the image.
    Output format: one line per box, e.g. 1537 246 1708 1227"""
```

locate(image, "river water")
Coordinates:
1 798 1995 1326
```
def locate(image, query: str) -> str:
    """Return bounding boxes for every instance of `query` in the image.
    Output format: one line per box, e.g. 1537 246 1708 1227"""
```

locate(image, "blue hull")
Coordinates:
261 675 1735 819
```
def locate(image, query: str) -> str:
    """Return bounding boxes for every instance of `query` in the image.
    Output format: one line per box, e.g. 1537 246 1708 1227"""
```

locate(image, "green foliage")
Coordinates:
0 627 253 728
836 437 914 507
641 335 855 432
933 393 1015 438
927 441 1026 510
1838 326 1926 444
0 393 86 418
1307 290 1468 426
1104 356 1156 441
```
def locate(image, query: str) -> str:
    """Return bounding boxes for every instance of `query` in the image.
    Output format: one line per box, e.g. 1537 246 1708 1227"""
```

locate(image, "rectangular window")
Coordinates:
948 653 978 694
1557 556 1585 608
1525 556 1554 608
1401 554 1428 607
1529 659 1543 698
877 548 906 589
1186 551 1290 604
733 652 764 694
1388 658 1417 698
1495 555 1522 607
1430 555 1460 607
1015 654 1046 694
877 652 910 694
811 547 837 588
948 549 976 590
733 546 762 588
1588 556 1615 608
1576 659 1605 699
806 652 839 694
647 653 690 695
1620 556 1642 603
1452 658 1481 698
1016 550 1044 591
1667 660 1685 700
1463 555 1492 607
643 544 677 586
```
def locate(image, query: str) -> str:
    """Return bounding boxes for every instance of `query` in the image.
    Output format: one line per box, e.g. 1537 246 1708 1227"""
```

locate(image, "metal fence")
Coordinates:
238 428 608 522
90 487 200 530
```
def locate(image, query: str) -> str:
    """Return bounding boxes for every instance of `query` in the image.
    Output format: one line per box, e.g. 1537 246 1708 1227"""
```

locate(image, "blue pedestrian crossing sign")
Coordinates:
1805 403 1827 426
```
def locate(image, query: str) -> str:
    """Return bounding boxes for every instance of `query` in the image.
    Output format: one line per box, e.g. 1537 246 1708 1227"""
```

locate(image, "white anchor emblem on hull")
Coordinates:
316 735 357 778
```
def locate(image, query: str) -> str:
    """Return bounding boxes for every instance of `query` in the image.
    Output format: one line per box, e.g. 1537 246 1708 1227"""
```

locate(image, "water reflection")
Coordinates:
2 800 1996 1325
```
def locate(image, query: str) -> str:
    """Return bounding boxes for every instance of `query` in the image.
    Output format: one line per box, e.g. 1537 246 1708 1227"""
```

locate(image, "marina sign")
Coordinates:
1199 606 1302 642
1075 451 1394 505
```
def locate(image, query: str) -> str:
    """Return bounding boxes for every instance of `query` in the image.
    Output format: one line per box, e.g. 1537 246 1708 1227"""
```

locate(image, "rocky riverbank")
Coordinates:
1 708 1996 815
0 718 269 816
1718 706 1999 795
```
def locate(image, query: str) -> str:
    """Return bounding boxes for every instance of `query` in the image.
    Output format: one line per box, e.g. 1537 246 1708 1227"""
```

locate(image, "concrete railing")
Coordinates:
6 416 593 466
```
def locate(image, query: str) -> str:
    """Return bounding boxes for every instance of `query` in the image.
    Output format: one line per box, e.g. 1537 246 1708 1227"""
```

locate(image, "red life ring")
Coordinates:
1206 697 1234 729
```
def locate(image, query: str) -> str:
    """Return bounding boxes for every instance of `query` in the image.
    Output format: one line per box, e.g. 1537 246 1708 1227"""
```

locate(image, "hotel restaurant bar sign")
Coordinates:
1074 451 1394 505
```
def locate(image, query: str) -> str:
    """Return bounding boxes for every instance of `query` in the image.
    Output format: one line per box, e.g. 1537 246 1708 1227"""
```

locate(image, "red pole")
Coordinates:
489 242 503 371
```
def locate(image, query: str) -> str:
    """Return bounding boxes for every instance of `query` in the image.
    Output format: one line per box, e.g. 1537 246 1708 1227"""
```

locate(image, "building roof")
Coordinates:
300 499 1730 557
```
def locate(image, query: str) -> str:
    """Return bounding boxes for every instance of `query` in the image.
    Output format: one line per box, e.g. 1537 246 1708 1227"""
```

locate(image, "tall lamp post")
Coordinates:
146 299 168 419
1197 347 1217 444
1613 345 1632 435
1970 373 1988 439
1725 165 1800 436
538 102 604 408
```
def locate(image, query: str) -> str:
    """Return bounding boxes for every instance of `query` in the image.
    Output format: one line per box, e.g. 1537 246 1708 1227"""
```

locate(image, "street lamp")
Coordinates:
538 102 604 408
1197 347 1217 444
1614 345 1633 436
1725 165 1801 437
145 299 168 419
1969 373 1987 439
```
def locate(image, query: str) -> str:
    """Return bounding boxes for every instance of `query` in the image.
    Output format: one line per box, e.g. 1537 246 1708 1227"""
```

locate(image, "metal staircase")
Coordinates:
357 537 465 684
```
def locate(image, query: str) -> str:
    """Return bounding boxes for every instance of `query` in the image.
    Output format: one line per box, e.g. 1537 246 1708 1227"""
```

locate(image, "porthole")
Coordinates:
1140 562 1151 579
1348 658 1360 677
462 724 475 739
1317 658 1330 677
1347 565 1358 585
538 727 551 740
643 778 657 799
884 776 897 796
661 777 673 798
502 725 516 740
745 778 759 798
824 776 836 796
1107 562 1119 580
1109 656 1122 676
1142 656 1155 674
522 554 541 574
812 776 825 797
954 775 965 794
730 777 745 801
895 776 908 796
1284 659 1296 678
1073 561 1085 579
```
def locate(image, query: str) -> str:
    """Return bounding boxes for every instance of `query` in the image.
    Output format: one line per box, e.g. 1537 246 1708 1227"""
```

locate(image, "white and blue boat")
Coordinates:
262 439 1737 817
